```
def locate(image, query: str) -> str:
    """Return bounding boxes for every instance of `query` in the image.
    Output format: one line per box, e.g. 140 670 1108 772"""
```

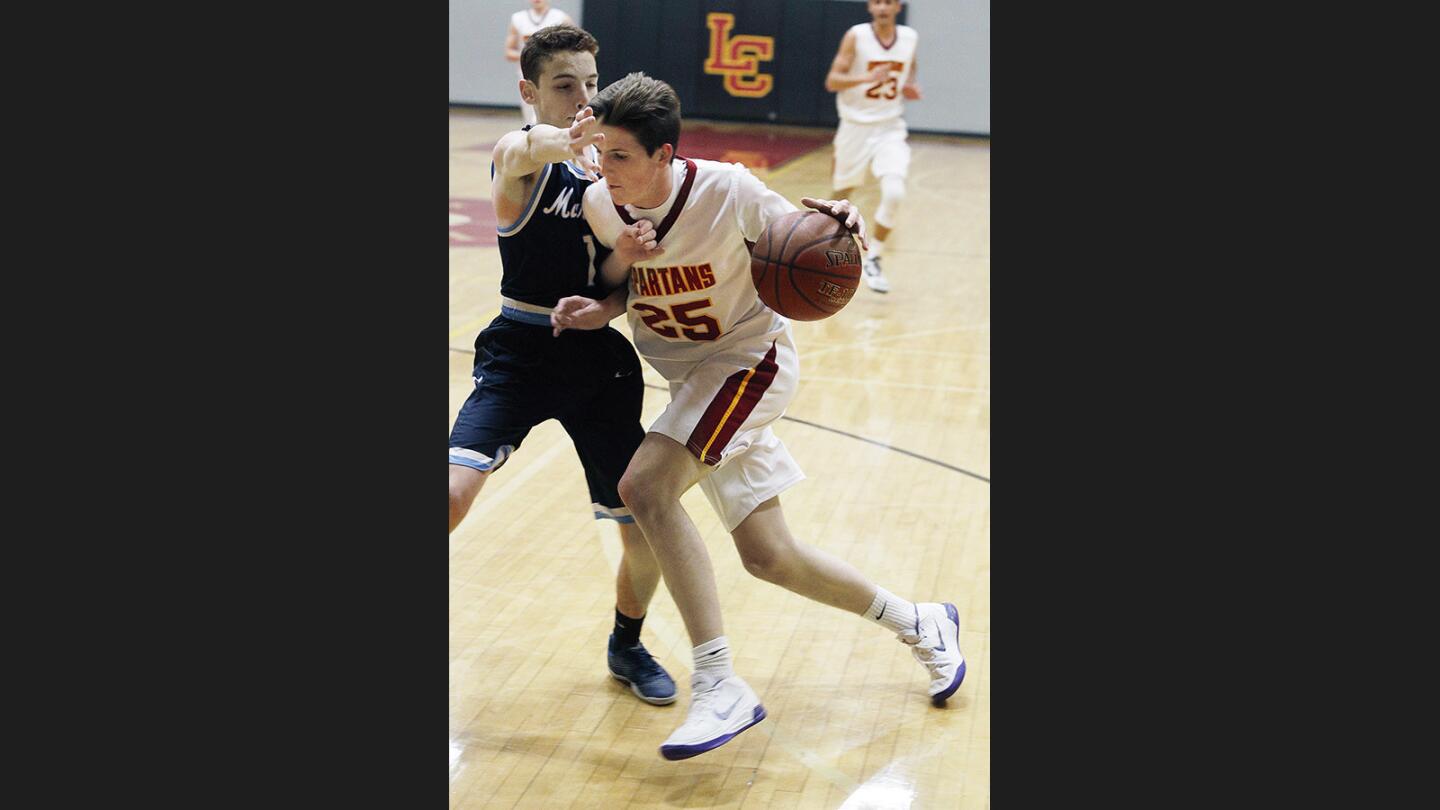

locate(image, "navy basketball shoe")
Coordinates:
608 634 677 705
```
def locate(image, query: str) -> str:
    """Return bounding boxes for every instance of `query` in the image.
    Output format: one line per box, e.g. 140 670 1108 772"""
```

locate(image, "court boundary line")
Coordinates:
449 346 989 483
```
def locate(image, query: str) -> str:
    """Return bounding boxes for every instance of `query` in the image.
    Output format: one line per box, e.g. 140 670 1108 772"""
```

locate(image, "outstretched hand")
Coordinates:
800 197 869 253
568 107 604 180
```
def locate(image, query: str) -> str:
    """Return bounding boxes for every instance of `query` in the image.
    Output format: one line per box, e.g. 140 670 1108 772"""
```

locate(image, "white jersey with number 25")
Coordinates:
583 157 796 382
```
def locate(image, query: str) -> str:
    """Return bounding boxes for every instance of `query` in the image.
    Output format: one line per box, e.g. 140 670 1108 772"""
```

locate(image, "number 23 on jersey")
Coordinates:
865 60 907 99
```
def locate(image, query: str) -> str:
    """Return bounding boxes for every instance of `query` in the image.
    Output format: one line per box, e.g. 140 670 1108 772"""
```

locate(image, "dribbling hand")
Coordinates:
800 197 869 252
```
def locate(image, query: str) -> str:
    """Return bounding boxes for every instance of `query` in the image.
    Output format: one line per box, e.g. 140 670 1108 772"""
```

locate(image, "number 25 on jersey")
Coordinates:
633 299 721 341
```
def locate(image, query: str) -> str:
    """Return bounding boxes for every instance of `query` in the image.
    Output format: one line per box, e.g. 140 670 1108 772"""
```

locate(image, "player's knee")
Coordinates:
883 175 907 205
618 482 672 519
448 491 470 533
448 467 486 529
876 175 907 227
738 545 789 584
448 485 472 523
449 477 474 505
617 452 689 517
617 470 649 515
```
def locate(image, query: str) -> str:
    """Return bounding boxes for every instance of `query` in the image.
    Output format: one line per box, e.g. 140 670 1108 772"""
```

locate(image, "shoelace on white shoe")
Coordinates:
896 628 943 665
686 678 724 715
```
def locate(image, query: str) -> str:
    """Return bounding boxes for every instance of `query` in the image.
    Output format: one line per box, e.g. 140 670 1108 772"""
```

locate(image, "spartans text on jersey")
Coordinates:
631 263 718 296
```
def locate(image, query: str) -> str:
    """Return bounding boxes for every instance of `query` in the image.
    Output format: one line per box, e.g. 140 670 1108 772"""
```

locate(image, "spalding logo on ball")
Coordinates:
750 210 863 321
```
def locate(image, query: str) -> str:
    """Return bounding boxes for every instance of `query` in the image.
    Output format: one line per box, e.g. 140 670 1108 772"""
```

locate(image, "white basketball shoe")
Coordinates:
862 256 890 293
658 674 767 761
899 602 966 706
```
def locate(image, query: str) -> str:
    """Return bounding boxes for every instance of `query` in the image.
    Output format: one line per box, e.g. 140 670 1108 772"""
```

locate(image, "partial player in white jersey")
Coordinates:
549 72 965 762
503 1 574 125
825 0 921 293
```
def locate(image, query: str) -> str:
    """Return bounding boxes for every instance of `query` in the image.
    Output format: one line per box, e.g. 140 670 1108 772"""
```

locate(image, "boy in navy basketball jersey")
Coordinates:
448 26 674 705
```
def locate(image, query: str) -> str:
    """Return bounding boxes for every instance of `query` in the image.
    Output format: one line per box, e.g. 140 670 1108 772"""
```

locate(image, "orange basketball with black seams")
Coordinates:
750 210 862 321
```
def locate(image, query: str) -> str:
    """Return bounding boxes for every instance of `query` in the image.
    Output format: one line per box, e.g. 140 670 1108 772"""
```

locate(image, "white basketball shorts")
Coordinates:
832 117 911 191
648 328 806 532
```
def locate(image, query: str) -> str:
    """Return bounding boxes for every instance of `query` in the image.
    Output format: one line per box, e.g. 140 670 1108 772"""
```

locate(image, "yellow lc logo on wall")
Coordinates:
704 12 774 97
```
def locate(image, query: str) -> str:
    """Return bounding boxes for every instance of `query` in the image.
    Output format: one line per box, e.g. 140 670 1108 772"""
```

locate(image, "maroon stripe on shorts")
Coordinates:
684 341 780 466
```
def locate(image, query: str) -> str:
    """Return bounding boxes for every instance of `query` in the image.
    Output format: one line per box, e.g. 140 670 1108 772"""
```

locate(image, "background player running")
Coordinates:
824 0 921 293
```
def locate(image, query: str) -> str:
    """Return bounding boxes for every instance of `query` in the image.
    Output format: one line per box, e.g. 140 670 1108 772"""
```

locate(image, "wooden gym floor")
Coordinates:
450 106 989 809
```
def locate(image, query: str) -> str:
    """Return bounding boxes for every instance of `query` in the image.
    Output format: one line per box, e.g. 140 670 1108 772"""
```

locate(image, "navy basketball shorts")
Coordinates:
448 316 645 522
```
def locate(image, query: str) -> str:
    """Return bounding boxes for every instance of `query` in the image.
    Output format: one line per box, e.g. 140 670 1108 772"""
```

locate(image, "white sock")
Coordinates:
864 587 917 635
692 636 734 690
868 239 886 260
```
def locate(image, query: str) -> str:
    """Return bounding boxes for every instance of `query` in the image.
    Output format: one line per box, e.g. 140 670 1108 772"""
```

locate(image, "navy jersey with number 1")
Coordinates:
494 134 610 307
449 134 641 523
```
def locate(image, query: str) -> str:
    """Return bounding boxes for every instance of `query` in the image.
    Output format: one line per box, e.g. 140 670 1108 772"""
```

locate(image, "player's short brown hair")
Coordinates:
588 72 681 157
520 24 599 84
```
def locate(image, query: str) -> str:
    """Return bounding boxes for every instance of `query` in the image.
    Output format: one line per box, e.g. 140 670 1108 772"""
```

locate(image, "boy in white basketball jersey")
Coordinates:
550 73 965 761
825 0 921 293
503 1 574 125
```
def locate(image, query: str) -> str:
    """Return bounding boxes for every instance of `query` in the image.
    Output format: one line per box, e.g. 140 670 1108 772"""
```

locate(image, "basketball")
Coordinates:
750 210 862 321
